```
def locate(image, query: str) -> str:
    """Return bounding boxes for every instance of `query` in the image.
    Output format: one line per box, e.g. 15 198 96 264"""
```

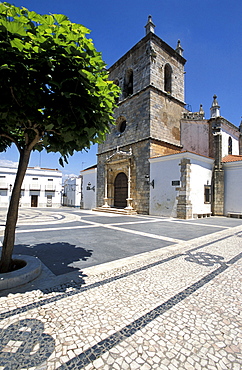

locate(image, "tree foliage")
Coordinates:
0 2 119 161
0 2 120 272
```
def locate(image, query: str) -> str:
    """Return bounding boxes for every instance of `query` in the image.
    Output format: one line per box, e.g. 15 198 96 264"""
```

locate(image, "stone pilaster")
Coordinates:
212 169 224 216
212 131 224 215
176 158 193 219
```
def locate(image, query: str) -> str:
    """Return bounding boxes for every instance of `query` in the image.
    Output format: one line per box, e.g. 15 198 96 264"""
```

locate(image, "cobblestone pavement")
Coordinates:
0 208 82 227
0 209 241 369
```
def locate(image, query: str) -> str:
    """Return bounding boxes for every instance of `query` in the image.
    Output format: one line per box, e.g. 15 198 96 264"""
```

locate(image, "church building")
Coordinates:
83 16 242 219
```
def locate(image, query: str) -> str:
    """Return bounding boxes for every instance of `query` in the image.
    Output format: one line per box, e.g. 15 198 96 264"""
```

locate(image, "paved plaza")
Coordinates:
0 208 241 369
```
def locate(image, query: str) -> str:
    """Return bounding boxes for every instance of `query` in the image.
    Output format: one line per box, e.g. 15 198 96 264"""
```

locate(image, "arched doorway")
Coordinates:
114 172 128 208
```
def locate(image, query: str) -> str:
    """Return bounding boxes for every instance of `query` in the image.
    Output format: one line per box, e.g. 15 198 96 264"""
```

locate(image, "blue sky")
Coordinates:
1 0 241 176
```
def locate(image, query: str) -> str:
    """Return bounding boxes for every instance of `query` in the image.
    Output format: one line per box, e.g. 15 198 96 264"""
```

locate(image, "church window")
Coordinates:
204 185 211 204
228 136 232 154
116 116 127 134
113 79 120 104
123 69 133 98
164 64 172 93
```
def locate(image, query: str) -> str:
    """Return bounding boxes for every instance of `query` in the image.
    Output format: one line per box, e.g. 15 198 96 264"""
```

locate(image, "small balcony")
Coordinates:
45 185 56 192
0 182 8 190
29 183 41 191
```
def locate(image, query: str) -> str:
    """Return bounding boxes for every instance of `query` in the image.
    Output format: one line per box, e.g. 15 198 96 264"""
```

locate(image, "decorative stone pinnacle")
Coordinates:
210 95 221 118
176 40 184 56
199 104 205 117
239 117 242 131
145 15 156 35
212 95 219 105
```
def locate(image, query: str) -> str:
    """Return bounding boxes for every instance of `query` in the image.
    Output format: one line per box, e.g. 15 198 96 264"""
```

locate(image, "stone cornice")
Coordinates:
116 84 185 108
208 116 239 133
98 137 182 156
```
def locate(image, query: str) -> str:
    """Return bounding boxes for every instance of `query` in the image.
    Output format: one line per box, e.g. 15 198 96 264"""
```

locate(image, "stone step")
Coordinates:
193 213 212 219
227 212 242 219
92 207 137 215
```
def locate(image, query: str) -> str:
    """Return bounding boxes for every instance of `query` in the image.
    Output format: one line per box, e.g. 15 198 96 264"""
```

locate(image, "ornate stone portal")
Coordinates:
102 147 134 210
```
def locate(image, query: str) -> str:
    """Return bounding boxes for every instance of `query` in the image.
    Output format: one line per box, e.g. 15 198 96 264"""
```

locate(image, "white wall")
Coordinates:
224 161 242 214
149 152 213 218
149 156 181 217
82 168 97 209
221 129 239 157
0 170 15 207
63 177 82 207
181 120 210 157
0 166 62 208
190 160 213 215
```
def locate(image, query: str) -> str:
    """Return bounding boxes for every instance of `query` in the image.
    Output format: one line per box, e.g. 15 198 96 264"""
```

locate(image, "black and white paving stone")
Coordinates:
0 208 241 369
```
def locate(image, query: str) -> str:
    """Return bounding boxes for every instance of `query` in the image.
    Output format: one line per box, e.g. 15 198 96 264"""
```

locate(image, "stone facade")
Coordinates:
97 141 150 214
97 19 186 214
95 18 241 218
181 119 210 157
181 110 241 163
150 88 184 148
150 139 181 158
176 158 193 219
212 127 224 216
212 168 224 216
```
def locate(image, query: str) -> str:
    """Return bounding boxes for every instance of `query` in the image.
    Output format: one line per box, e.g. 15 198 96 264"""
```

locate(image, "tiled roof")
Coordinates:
150 150 213 160
222 155 242 163
27 167 60 171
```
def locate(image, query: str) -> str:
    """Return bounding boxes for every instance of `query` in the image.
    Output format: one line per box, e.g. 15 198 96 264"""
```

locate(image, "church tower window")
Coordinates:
228 136 232 154
116 116 127 134
164 64 172 94
123 69 133 98
113 79 120 103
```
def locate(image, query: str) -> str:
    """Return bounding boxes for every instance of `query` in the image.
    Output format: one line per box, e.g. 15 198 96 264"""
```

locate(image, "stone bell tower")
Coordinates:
97 16 186 214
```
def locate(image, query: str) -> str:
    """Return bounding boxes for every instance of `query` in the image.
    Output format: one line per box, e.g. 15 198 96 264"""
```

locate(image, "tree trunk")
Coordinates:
0 149 31 273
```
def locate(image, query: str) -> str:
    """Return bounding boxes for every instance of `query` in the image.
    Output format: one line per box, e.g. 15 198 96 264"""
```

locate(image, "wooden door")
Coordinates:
31 195 38 207
114 172 128 208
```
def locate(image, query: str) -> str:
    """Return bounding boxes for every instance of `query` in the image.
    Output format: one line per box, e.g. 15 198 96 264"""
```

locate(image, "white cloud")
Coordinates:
62 173 79 179
0 159 18 168
62 173 80 185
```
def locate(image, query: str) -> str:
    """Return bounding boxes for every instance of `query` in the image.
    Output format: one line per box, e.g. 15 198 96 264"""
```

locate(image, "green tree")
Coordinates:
0 2 120 272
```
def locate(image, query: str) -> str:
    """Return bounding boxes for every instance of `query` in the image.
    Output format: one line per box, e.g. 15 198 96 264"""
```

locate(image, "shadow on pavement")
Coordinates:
13 242 93 275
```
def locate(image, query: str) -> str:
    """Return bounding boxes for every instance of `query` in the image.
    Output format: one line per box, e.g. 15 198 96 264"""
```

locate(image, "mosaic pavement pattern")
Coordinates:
0 216 241 370
0 208 82 226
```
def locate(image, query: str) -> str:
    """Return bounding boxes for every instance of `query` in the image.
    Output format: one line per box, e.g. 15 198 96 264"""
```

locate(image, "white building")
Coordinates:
223 155 242 216
149 151 214 218
81 165 97 210
62 165 97 209
0 166 62 208
62 176 82 208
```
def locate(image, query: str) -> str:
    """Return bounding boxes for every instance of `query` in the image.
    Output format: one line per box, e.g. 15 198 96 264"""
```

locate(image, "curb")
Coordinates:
0 255 42 291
